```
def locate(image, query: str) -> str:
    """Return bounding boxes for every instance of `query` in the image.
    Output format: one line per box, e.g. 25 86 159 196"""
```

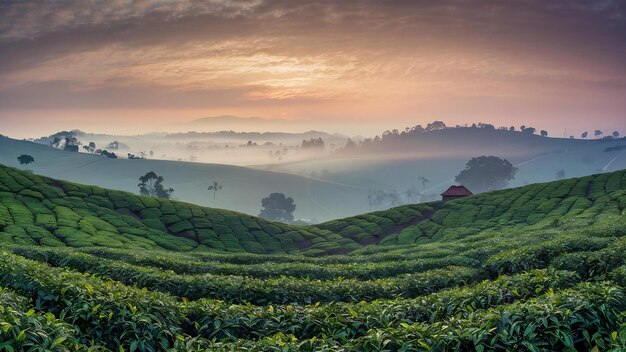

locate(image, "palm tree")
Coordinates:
208 181 223 200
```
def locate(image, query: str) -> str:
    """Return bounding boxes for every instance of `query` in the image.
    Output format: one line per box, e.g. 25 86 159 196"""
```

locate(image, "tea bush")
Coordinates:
0 164 624 350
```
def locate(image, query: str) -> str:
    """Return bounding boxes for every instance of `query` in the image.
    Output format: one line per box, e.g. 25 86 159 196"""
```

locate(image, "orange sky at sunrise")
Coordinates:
0 0 624 138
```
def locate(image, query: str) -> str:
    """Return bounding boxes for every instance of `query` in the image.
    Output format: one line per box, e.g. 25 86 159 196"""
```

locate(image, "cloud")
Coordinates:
0 0 624 127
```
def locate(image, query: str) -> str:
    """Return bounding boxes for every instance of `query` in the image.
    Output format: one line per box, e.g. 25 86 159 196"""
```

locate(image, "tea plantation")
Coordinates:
0 163 625 351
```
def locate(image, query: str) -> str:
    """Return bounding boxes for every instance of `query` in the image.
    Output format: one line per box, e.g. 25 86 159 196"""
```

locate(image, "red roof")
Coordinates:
441 185 473 196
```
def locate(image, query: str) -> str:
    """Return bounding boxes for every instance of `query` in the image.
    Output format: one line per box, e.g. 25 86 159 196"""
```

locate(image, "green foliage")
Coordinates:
0 164 625 350
0 164 362 255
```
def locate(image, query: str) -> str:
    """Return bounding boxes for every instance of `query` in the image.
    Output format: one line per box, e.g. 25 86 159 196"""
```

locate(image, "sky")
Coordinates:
0 0 624 138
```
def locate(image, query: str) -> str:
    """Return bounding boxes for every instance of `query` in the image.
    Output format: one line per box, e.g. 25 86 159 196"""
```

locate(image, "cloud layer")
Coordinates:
0 0 624 135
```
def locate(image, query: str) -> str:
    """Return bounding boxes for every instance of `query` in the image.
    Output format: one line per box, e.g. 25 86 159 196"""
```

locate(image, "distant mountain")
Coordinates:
164 130 348 143
192 115 276 124
188 115 312 132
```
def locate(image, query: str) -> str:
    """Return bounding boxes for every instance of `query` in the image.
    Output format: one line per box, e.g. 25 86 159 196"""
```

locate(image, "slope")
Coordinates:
0 135 370 221
0 163 363 255
317 168 626 250
0 168 624 350
257 128 626 202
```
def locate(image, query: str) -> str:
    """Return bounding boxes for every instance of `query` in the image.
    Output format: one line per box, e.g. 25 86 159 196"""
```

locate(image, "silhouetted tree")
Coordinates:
138 171 173 198
540 130 548 137
522 127 536 135
556 169 566 179
52 136 80 152
509 126 515 131
83 142 97 153
581 131 588 139
595 130 603 137
259 193 296 222
425 121 446 132
302 138 325 149
207 181 223 200
17 154 34 165
410 125 425 134
419 176 430 193
100 150 117 159
128 153 146 160
613 131 620 138
344 139 357 150
455 156 518 193
108 141 120 150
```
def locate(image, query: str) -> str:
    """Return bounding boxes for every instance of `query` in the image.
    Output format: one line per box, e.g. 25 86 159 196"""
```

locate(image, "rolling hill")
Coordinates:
0 163 625 350
0 163 368 255
5 127 625 223
0 135 370 222
257 127 626 202
1 161 626 255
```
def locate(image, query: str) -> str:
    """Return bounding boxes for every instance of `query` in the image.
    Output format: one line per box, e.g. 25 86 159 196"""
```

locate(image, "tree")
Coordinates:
83 142 97 153
52 136 80 152
418 176 430 193
509 126 515 131
555 169 566 179
138 172 173 198
343 139 357 150
613 131 620 138
540 130 548 137
207 181 223 200
425 121 446 132
455 156 518 193
17 154 34 165
100 150 117 159
410 125 425 134
594 130 603 137
302 138 325 149
128 153 146 160
522 127 536 135
259 193 296 222
581 131 588 139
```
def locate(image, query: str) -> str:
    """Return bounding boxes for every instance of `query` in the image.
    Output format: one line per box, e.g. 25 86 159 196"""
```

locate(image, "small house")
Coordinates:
441 185 473 201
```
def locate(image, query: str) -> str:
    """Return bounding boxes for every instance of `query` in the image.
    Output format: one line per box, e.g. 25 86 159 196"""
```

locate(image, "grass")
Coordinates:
0 163 625 350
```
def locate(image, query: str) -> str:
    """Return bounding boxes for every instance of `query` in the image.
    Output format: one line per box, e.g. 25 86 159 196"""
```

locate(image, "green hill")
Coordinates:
257 128 626 201
1 162 626 256
0 163 370 255
0 135 371 222
318 167 626 248
0 164 625 350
